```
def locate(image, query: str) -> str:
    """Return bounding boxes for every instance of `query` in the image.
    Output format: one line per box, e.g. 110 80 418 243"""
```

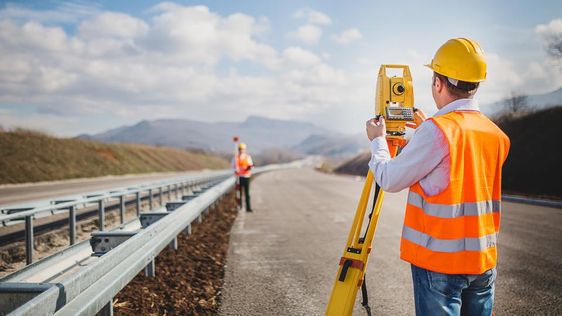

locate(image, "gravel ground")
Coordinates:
114 191 238 316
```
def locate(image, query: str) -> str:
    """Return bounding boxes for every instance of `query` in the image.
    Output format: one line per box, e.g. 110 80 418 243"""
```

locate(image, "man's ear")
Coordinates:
435 76 444 94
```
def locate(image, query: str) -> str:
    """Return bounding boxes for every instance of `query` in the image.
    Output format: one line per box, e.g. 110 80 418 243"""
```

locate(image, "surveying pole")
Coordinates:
325 65 414 316
233 136 242 209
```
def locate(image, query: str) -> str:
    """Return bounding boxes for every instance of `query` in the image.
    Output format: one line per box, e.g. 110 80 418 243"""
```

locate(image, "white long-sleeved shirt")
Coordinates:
368 98 480 196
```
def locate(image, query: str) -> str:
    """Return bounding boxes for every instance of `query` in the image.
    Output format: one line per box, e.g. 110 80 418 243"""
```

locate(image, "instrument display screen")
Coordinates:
388 108 405 115
385 107 414 121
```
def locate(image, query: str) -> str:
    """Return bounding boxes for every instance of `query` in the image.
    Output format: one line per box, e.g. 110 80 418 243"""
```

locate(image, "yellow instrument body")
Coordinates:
375 64 414 138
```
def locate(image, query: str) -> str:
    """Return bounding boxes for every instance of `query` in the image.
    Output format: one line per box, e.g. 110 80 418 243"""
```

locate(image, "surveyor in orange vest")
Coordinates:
366 38 510 315
233 143 254 212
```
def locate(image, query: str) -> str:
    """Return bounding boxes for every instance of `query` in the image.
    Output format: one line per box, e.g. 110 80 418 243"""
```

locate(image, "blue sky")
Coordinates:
0 0 560 136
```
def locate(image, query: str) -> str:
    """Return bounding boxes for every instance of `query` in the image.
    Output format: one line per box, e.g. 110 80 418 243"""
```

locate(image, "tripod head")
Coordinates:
375 65 414 139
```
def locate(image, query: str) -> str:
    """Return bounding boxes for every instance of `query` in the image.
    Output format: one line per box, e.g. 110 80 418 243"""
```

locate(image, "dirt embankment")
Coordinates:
114 191 238 315
0 129 228 185
333 151 370 176
334 106 562 199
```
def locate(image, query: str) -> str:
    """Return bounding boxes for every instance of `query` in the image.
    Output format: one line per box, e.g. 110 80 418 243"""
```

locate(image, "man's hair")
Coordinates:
433 72 479 99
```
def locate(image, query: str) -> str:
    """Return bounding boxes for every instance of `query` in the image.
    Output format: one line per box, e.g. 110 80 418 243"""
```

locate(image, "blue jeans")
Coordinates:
411 265 496 316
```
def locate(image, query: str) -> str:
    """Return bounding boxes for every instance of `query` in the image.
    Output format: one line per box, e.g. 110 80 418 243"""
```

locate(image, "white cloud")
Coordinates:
0 4 367 136
78 12 149 39
477 51 562 113
288 8 331 46
282 47 321 66
536 18 562 37
332 28 362 45
287 24 322 45
536 18 562 58
142 5 278 66
292 8 331 25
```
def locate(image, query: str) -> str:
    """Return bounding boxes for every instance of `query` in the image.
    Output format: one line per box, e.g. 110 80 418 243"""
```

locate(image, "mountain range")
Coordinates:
78 116 365 157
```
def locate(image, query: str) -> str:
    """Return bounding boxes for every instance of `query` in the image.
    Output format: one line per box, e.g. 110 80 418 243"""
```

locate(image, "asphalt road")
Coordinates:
0 171 200 206
219 168 562 315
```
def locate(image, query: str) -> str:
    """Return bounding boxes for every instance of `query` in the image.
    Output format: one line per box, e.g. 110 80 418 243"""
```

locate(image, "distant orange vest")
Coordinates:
400 111 510 274
235 153 252 177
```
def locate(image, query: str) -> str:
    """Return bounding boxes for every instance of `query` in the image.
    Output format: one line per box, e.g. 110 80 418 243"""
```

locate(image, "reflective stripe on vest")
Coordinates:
399 110 510 275
407 191 501 218
402 226 497 253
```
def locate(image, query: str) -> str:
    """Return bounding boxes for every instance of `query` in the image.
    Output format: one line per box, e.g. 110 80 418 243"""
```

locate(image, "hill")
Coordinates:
0 129 228 185
335 106 562 199
333 151 370 175
482 87 562 116
79 116 332 153
497 106 562 198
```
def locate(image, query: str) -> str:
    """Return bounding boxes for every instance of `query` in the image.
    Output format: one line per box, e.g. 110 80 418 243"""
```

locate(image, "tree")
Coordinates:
504 91 528 115
545 33 562 59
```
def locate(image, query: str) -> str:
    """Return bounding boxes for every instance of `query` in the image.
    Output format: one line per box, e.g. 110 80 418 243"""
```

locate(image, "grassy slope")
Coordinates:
334 106 562 199
0 130 228 184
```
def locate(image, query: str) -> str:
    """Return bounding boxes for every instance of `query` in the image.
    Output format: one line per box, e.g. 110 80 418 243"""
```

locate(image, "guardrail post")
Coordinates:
167 185 171 200
148 189 153 210
159 187 163 205
136 191 141 217
98 199 105 231
175 184 179 199
100 300 113 316
186 224 192 235
169 237 178 250
25 215 33 265
69 205 76 245
119 195 125 224
145 259 155 278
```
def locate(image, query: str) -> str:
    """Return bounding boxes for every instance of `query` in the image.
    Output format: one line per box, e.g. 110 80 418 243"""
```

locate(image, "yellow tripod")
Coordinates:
326 65 414 315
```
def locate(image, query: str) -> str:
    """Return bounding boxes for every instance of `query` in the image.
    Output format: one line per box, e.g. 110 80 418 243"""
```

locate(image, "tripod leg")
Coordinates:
325 142 402 316
361 276 372 316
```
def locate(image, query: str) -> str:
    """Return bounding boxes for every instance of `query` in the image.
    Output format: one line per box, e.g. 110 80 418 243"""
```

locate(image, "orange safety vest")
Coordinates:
400 111 510 275
235 153 253 177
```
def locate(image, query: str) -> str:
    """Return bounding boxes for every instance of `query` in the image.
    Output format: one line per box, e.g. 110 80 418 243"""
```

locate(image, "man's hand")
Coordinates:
366 116 386 141
406 108 427 129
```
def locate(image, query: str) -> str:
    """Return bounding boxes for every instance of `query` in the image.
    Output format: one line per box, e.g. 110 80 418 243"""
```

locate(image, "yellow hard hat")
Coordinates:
238 143 247 150
426 38 487 83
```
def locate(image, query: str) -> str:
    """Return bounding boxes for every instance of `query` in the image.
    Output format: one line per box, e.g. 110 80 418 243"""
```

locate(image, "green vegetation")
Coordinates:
0 129 228 184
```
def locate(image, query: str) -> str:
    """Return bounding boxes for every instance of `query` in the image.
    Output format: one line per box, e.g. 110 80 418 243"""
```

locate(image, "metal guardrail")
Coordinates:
0 170 232 265
0 171 233 223
502 194 562 209
0 164 287 316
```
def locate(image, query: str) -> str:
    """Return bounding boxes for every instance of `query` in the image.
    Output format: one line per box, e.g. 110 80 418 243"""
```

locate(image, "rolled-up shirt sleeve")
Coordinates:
368 121 448 193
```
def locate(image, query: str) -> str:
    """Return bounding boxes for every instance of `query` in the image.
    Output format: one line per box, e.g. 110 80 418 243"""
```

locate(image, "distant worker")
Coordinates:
366 38 510 315
233 143 254 212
